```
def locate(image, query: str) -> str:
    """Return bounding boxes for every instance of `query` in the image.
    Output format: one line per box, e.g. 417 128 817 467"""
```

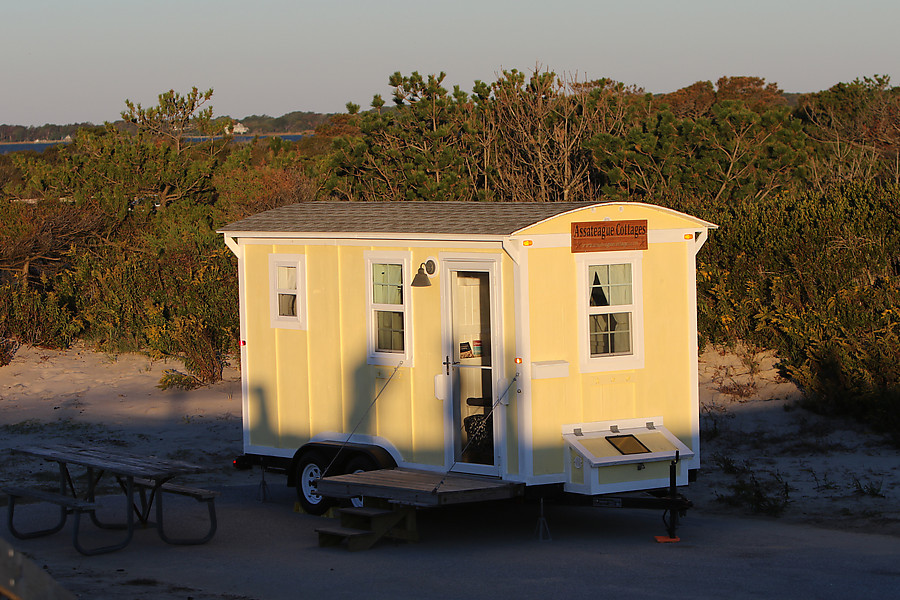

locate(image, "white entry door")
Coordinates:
440 257 503 476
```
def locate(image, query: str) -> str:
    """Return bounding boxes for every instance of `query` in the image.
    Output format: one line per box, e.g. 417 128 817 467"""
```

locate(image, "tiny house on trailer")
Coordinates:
219 201 715 530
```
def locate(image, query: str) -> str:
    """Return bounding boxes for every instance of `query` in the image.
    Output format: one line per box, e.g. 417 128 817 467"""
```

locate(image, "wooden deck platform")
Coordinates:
316 468 524 507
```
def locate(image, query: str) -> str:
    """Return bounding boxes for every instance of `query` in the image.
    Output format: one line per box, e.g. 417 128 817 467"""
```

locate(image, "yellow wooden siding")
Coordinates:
408 270 444 466
275 328 309 447
242 243 514 468
640 243 693 446
244 244 281 448
307 244 345 437
524 205 699 477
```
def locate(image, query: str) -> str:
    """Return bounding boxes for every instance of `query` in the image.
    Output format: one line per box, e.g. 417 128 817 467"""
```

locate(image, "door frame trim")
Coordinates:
438 253 505 476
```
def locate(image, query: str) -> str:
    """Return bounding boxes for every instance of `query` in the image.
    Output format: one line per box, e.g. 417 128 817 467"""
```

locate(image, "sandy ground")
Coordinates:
1 343 899 599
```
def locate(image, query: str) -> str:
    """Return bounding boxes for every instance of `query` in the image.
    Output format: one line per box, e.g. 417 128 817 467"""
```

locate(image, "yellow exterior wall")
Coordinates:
520 204 702 477
240 241 515 469
235 202 705 484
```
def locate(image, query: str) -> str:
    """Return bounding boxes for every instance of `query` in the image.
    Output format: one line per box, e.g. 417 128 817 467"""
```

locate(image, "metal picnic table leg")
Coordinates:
72 475 135 556
5 462 72 539
86 467 124 530
154 485 218 546
5 496 68 540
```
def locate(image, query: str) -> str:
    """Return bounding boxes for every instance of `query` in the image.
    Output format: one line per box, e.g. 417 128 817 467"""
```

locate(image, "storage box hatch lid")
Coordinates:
562 417 694 467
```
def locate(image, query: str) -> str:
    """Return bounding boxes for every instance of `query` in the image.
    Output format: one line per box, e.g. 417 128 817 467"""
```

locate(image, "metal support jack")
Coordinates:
256 460 270 502
654 451 683 543
591 450 691 543
535 497 552 541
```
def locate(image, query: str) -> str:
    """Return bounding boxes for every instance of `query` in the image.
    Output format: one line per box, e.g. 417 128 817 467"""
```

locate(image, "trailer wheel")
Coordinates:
344 455 377 508
295 451 333 515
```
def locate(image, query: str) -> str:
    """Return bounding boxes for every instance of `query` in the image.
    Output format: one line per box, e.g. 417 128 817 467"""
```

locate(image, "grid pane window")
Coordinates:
270 256 305 329
371 262 405 355
587 263 633 358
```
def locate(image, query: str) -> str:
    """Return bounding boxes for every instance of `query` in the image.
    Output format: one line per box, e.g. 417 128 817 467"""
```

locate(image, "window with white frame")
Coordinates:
269 254 306 330
366 251 412 365
577 253 643 372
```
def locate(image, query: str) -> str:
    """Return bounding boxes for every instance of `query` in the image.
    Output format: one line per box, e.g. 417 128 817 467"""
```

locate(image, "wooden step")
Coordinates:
338 506 395 519
338 504 418 544
315 525 377 551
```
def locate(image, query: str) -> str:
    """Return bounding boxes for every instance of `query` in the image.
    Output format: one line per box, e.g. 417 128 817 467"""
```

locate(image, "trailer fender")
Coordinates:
286 441 397 487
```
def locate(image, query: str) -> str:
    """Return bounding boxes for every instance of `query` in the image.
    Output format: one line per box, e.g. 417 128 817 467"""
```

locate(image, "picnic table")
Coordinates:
3 444 219 555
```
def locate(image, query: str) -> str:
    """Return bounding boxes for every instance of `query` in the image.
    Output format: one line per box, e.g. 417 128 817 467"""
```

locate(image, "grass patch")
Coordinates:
716 470 792 516
700 400 733 441
157 368 202 390
1 418 115 441
0 338 18 366
717 379 758 400
853 478 886 498
713 454 792 516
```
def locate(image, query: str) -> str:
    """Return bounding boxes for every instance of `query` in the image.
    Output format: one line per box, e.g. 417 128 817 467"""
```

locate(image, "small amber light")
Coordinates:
523 240 533 247
684 233 693 240
514 357 523 364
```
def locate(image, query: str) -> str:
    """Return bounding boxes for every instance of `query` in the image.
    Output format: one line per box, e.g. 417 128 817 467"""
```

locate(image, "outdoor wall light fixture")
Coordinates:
411 260 437 287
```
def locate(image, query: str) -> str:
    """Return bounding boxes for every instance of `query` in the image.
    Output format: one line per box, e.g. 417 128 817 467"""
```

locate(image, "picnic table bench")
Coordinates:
3 444 219 555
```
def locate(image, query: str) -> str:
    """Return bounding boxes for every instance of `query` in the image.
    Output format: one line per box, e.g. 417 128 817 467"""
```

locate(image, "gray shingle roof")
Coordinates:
219 201 600 236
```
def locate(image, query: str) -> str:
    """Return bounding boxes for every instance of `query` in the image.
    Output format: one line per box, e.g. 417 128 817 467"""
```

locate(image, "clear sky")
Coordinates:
2 0 898 126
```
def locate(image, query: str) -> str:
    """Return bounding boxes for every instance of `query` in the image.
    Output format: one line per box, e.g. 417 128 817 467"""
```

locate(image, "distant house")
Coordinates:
228 122 250 135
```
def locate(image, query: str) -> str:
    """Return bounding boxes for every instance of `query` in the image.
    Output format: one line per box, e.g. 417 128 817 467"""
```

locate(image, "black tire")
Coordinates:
344 454 377 474
343 454 377 508
295 450 333 515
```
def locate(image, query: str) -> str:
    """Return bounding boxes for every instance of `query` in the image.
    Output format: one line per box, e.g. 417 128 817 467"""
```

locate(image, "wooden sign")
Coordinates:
571 220 648 253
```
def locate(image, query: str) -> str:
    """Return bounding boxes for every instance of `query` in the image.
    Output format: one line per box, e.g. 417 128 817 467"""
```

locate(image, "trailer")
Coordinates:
219 201 715 540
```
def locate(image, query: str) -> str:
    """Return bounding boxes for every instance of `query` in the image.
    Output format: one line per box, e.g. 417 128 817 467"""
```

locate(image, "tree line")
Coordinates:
1 73 898 438
0 111 332 144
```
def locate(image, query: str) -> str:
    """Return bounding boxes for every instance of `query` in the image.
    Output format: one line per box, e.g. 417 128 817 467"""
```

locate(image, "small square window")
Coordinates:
270 255 306 329
276 265 298 317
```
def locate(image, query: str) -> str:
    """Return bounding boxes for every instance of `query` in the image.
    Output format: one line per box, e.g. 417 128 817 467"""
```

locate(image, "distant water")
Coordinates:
0 134 308 155
0 141 69 155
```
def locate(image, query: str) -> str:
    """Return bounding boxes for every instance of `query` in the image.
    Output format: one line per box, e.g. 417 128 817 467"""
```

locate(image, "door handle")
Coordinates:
442 355 460 375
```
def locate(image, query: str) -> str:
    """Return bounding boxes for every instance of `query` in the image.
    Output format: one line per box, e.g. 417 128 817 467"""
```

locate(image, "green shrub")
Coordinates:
0 274 82 347
683 182 900 439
